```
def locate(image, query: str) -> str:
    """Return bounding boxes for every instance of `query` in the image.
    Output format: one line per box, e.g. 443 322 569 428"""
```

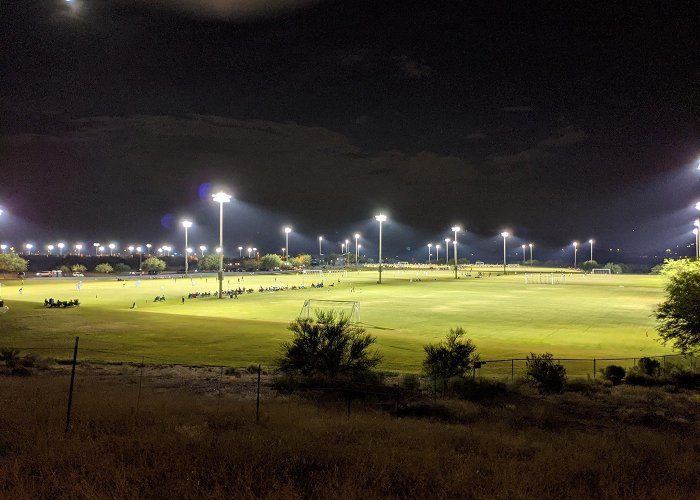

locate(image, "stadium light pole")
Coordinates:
521 244 526 263
75 244 83 256
500 232 509 274
238 246 243 258
182 220 193 275
529 243 533 265
58 242 65 256
694 228 699 260
375 214 387 284
146 243 152 255
93 242 100 255
253 247 257 259
98 246 105 256
427 243 432 264
435 244 440 263
573 241 578 268
136 246 143 270
318 236 323 255
444 238 450 265
451 226 460 278
212 191 232 299
108 243 115 256
283 227 292 261
354 233 360 266
47 244 54 256
589 239 594 262
25 243 33 255
247 247 252 258
0 244 6 254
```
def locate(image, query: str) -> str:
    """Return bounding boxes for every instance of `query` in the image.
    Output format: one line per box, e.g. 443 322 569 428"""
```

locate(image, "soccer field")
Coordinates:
0 269 671 372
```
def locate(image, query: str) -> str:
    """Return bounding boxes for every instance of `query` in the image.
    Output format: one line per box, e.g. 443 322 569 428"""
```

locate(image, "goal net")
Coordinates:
302 269 324 276
299 299 361 323
524 273 567 285
592 268 612 275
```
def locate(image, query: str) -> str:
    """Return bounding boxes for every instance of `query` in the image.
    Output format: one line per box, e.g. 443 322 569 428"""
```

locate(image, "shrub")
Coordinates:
601 365 626 386
638 357 661 376
422 327 478 391
525 353 567 393
278 311 382 381
669 369 700 389
624 371 657 386
401 373 420 391
451 378 508 401
1 348 20 369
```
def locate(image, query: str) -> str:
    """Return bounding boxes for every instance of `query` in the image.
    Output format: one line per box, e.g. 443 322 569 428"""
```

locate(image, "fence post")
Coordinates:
65 336 79 434
511 359 514 382
663 355 667 374
593 358 596 379
135 356 144 419
256 364 261 424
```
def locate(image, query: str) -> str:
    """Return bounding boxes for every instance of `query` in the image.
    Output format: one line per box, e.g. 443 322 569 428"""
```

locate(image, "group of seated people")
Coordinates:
153 295 166 302
44 298 80 308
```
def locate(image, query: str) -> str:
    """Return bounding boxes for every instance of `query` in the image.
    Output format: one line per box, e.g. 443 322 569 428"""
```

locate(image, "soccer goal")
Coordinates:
592 268 612 275
524 273 567 285
302 269 324 277
299 299 361 323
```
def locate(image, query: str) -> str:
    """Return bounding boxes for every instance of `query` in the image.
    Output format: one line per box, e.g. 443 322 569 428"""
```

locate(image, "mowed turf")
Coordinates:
0 269 671 372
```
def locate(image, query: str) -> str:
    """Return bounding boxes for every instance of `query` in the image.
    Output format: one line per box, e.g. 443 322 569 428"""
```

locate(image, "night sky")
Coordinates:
1 0 698 262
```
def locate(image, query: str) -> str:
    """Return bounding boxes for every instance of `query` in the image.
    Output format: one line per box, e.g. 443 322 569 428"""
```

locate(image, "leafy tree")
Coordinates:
422 327 478 389
289 254 312 267
58 265 71 275
71 264 87 274
525 353 567 393
260 253 283 270
279 311 382 380
603 262 623 274
198 254 220 271
94 263 113 274
141 257 166 273
580 259 600 272
113 262 132 273
0 254 28 275
655 259 700 352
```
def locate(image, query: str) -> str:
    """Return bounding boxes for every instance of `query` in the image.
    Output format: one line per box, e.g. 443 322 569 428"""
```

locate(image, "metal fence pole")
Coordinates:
65 336 79 434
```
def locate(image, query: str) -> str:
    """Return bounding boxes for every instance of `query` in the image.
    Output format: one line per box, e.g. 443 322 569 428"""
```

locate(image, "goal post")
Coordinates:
592 268 612 275
299 299 361 323
524 273 567 285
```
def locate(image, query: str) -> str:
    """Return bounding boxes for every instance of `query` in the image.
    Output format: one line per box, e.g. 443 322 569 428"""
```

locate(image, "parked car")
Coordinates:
72 272 84 277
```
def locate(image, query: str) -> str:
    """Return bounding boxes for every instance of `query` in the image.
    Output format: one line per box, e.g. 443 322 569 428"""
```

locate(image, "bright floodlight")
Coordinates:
589 239 594 244
694 228 699 235
216 247 222 253
500 231 509 238
211 191 232 204
695 202 700 210
58 243 65 248
136 246 142 252
451 225 460 232
695 220 700 228
354 233 360 239
284 226 292 234
109 243 116 249
375 214 387 222
182 220 193 228
573 241 578 248
186 247 193 253
128 246 134 252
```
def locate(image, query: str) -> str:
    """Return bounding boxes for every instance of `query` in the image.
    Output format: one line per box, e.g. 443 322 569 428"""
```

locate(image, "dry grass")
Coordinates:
0 369 699 499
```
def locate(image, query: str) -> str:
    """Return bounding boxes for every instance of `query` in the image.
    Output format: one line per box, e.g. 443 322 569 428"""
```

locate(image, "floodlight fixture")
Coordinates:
451 226 461 278
211 191 231 299
283 226 292 259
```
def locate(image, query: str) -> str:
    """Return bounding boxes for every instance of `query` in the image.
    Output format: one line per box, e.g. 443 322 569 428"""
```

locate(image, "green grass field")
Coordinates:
0 268 672 372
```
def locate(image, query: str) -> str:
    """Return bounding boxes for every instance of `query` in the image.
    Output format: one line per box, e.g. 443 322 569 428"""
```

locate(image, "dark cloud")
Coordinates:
143 0 321 19
489 126 588 167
